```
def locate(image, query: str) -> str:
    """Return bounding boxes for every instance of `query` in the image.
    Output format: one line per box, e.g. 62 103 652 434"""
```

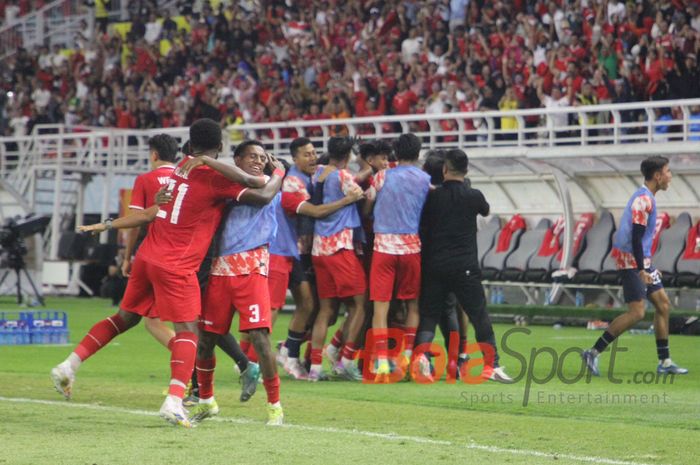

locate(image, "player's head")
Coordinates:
443 149 469 177
423 150 446 185
394 133 421 161
327 136 355 167
233 140 267 176
189 118 222 157
641 156 671 190
290 137 317 175
360 141 389 172
147 134 179 164
181 140 193 156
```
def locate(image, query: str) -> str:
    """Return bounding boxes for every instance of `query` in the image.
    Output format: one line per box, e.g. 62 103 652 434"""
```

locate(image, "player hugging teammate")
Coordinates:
53 125 524 428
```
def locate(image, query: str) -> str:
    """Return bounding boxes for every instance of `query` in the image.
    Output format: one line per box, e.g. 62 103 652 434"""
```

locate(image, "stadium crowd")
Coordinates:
2 0 700 139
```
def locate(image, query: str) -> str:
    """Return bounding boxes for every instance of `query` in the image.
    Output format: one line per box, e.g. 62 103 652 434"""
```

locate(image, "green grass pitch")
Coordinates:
0 297 698 465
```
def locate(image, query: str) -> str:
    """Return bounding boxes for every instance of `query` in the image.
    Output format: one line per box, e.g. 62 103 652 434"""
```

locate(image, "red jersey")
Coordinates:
136 157 247 275
129 165 177 210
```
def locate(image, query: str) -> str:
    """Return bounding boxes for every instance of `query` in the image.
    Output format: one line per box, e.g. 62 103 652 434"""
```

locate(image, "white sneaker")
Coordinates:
415 354 433 382
324 344 340 366
159 395 193 428
276 345 289 369
50 364 75 400
488 366 514 383
284 357 309 380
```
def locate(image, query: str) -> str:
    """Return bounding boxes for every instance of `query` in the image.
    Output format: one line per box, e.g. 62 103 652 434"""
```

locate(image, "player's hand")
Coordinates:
345 185 364 202
267 154 285 174
154 185 173 205
77 223 105 235
121 258 131 277
178 156 206 176
639 270 653 284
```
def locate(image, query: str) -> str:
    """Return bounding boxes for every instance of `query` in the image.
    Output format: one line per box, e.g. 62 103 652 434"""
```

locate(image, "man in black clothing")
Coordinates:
417 149 512 383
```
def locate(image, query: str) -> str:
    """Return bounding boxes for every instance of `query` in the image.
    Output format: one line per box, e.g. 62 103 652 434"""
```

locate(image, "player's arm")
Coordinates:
122 216 141 277
631 196 652 282
361 170 384 218
298 189 363 218
239 157 286 206
180 155 266 188
78 205 160 234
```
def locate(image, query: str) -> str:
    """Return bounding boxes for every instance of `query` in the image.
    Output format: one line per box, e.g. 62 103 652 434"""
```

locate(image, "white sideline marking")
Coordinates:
0 396 666 465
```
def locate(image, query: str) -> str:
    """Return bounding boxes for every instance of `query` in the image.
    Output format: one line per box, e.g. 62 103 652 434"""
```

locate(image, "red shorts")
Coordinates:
370 251 421 302
269 254 293 309
312 249 366 300
121 258 200 323
201 273 271 334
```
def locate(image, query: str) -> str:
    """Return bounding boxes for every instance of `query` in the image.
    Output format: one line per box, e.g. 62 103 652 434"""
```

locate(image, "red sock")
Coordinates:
340 342 357 360
263 375 281 404
74 313 128 361
311 347 323 365
168 331 198 398
374 328 388 359
195 357 216 400
403 326 417 352
330 329 343 349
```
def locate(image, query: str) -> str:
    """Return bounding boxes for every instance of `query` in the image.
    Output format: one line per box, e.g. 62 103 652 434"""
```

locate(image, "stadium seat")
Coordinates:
598 251 620 284
481 215 526 280
477 216 501 268
675 218 700 287
549 213 595 272
571 210 615 283
654 213 692 286
524 217 564 282
501 219 551 281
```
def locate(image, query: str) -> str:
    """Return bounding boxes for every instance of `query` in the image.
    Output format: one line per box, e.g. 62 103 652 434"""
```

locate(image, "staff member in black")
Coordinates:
417 149 512 383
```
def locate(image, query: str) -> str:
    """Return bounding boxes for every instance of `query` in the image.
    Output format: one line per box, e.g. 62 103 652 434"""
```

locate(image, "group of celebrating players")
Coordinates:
49 116 687 429
49 117 510 428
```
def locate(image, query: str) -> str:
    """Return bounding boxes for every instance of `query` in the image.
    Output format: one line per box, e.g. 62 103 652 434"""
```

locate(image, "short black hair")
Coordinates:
148 134 179 162
444 149 468 174
423 150 446 185
359 141 378 160
181 140 193 156
189 118 222 153
394 133 421 161
234 140 264 158
327 136 354 161
375 140 393 157
290 137 312 157
641 156 669 181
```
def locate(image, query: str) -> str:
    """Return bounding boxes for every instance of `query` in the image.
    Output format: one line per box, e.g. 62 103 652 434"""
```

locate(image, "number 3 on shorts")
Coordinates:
249 304 260 323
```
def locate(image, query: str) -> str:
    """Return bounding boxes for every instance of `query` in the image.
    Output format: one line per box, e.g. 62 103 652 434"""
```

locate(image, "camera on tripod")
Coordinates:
0 214 51 305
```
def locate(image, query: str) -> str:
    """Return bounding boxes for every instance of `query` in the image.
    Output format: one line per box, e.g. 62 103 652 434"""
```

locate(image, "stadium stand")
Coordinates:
2 0 700 138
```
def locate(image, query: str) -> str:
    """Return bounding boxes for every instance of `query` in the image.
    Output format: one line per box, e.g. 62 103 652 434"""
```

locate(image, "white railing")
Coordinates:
1 99 700 182
1 98 700 265
0 0 89 60
223 98 700 156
